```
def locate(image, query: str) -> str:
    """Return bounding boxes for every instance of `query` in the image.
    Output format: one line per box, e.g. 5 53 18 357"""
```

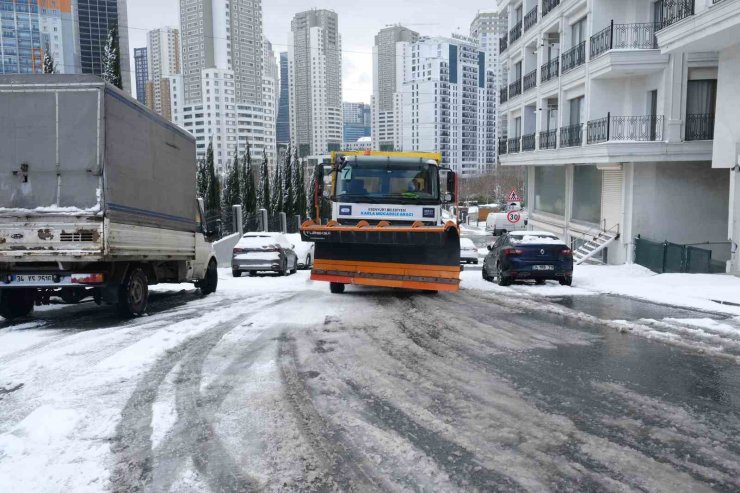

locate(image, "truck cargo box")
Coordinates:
0 75 199 261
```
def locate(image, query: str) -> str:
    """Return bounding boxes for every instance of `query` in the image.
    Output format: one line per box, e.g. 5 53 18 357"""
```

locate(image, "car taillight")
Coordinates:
561 249 573 257
71 273 104 284
503 247 523 256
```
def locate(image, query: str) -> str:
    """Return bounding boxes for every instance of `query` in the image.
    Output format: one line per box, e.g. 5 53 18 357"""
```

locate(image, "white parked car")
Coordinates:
232 233 299 277
286 233 315 270
460 238 479 264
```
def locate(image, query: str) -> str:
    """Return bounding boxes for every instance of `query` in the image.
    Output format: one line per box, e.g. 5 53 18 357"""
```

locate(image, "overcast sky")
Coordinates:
126 0 493 103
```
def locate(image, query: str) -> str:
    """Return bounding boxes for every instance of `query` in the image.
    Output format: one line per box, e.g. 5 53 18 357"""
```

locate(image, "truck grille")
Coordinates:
60 231 96 242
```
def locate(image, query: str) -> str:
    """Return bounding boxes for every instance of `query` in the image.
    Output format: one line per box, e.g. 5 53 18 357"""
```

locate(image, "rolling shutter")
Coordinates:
601 170 623 231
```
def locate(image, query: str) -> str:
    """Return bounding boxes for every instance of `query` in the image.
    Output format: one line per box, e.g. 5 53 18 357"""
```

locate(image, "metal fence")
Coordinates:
634 236 726 274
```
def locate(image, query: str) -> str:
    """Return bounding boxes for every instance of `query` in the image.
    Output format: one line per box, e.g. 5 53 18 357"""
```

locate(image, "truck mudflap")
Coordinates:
300 220 461 291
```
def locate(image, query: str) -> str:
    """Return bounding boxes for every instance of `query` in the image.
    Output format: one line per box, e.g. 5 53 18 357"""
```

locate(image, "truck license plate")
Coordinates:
533 265 554 271
13 274 55 284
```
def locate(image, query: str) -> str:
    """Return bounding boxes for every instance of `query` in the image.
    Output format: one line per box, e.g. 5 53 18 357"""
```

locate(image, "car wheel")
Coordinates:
232 269 241 278
200 260 219 295
0 289 36 320
535 279 546 285
473 260 479 265
249 271 256 277
559 278 573 286
290 258 298 275
482 265 491 282
330 282 345 294
496 264 511 287
117 267 149 317
280 260 288 276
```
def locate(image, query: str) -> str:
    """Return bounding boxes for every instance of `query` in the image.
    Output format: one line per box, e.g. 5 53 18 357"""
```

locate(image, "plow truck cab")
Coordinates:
300 152 461 293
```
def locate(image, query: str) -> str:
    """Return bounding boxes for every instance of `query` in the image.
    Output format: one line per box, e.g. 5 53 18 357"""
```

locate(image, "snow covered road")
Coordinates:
1 270 740 492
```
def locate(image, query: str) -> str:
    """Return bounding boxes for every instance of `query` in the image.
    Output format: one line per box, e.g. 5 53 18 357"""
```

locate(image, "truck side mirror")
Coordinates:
446 171 457 202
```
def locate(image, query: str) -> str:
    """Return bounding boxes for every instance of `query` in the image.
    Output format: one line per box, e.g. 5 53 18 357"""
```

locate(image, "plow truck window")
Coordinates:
336 160 439 201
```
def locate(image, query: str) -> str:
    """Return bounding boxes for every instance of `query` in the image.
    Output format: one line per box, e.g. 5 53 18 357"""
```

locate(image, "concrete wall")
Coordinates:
631 161 730 261
713 45 740 169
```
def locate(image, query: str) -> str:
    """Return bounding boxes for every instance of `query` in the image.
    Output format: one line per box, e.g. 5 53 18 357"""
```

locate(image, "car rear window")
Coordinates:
510 235 563 245
238 236 280 248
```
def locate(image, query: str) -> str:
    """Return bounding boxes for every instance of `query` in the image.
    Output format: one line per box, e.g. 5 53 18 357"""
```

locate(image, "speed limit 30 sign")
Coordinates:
507 211 522 224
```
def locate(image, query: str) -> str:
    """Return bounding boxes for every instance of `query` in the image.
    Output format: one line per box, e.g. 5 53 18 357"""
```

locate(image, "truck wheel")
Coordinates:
60 288 85 304
0 289 36 320
330 283 345 294
200 260 219 295
232 269 241 278
117 268 149 317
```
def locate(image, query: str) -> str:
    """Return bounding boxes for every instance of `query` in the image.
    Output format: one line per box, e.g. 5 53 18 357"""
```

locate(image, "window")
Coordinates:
572 165 602 224
569 96 584 125
571 17 587 46
534 166 566 216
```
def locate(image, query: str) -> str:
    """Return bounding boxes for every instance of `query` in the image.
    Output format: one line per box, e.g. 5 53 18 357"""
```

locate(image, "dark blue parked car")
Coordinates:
482 231 573 286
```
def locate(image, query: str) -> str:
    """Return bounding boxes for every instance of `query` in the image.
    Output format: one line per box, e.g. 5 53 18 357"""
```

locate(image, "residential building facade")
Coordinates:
470 10 506 164
288 9 343 157
656 0 740 275
398 34 496 176
276 51 290 146
343 102 371 142
371 25 419 151
261 37 278 165
146 27 180 118
134 47 148 105
77 0 131 93
496 0 729 268
173 0 274 172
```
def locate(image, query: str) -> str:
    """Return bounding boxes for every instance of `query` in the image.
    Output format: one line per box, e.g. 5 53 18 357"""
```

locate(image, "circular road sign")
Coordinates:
507 211 522 224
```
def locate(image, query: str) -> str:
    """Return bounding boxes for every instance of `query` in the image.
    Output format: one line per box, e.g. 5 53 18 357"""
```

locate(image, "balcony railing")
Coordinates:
685 114 715 141
658 0 695 30
500 35 508 54
591 21 659 58
510 21 523 44
508 136 522 154
539 129 557 149
541 58 559 83
521 133 536 151
587 113 665 144
509 78 522 98
500 87 509 104
523 69 537 92
561 41 586 73
498 137 508 155
524 6 538 32
542 0 560 18
560 123 583 147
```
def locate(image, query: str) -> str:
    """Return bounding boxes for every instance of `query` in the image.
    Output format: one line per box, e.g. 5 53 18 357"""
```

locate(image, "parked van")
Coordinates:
485 202 529 236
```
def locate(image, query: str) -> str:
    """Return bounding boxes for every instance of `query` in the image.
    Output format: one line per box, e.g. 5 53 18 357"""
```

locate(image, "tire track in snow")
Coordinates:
277 331 383 491
110 294 292 492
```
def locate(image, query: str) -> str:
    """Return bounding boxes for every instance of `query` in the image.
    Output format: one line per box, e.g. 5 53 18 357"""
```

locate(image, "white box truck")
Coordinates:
0 75 218 319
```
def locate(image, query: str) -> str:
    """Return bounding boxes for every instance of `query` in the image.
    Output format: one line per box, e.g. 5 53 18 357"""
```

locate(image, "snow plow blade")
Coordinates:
301 220 461 292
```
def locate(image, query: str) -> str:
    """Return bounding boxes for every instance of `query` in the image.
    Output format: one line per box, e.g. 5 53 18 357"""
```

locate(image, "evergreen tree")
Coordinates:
271 156 284 213
297 158 306 218
223 154 242 209
205 142 220 213
102 25 123 89
309 162 323 221
43 49 56 74
284 147 294 217
241 143 257 213
258 155 270 212
196 159 208 198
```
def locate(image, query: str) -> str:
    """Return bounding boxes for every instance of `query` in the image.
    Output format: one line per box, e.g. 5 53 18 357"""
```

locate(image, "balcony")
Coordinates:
539 129 557 149
524 6 538 32
658 0 695 30
591 21 659 59
510 21 523 44
561 41 586 73
542 0 560 18
508 136 521 154
500 35 508 54
523 69 537 93
560 123 583 147
509 78 522 98
586 114 665 144
521 133 536 151
540 58 559 83
500 87 509 104
685 114 715 141
498 137 508 155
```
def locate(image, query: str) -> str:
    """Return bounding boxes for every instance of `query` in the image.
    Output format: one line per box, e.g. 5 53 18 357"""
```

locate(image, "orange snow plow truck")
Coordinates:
300 151 461 294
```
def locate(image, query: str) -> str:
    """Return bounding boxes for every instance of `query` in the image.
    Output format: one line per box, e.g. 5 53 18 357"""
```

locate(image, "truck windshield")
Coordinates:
335 161 439 202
